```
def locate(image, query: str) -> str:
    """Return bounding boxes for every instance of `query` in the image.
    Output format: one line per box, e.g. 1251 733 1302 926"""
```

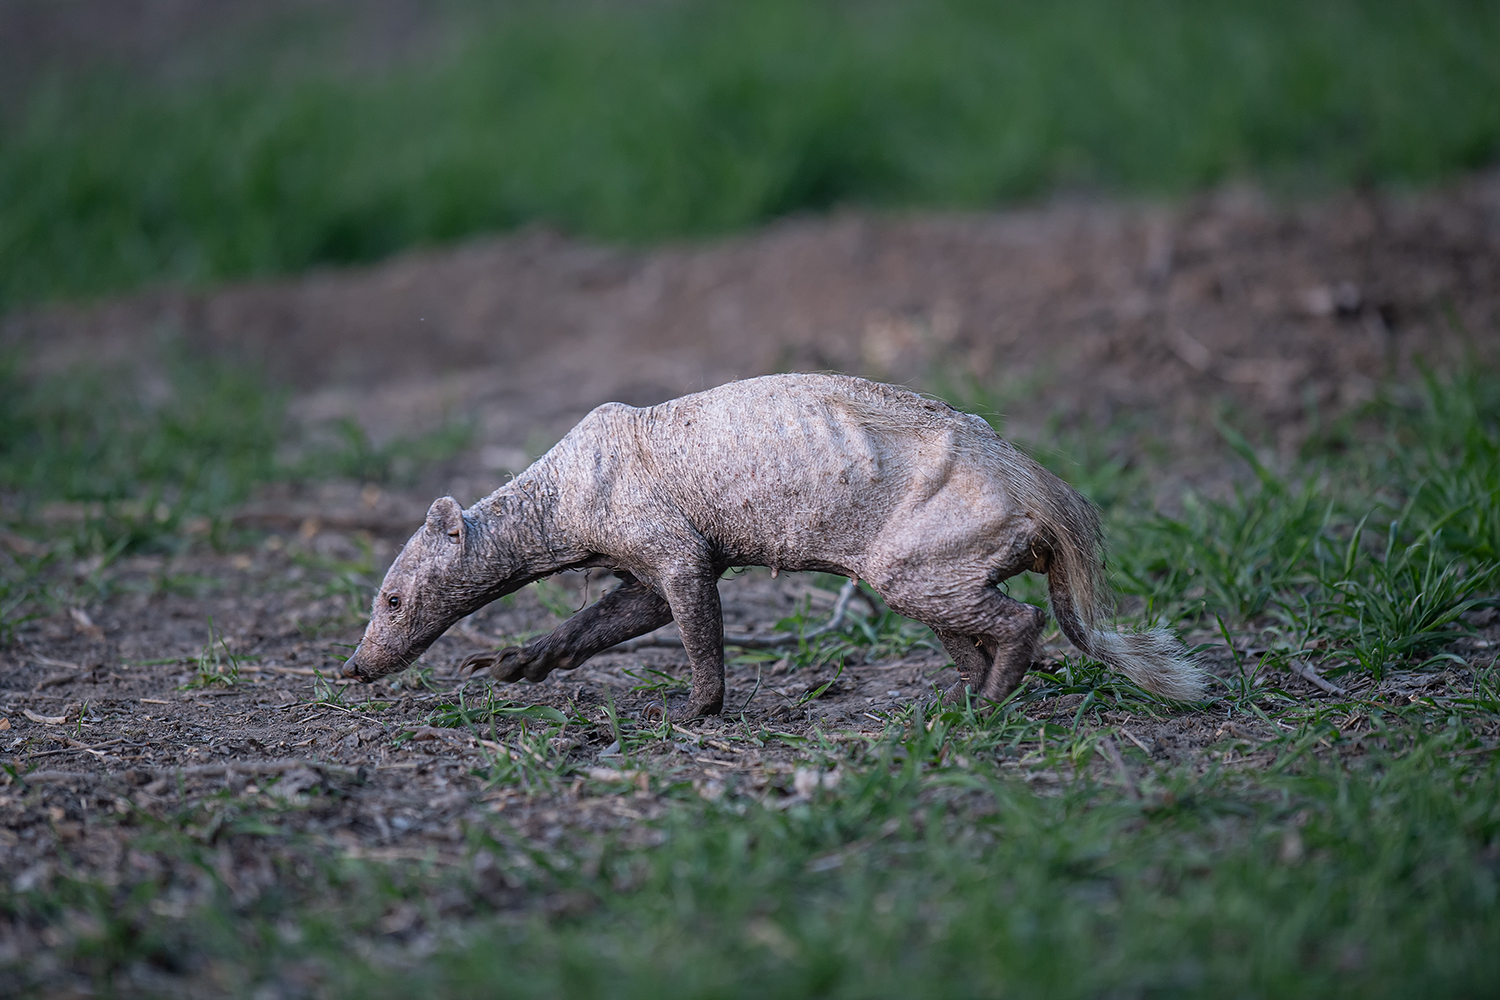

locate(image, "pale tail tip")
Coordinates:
1092 627 1208 703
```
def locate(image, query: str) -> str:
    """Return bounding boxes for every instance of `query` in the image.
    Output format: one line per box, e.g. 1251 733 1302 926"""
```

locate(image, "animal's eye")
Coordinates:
387 594 401 609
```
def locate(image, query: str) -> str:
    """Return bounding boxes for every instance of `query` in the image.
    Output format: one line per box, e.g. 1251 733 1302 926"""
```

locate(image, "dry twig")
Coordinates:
1289 659 1347 697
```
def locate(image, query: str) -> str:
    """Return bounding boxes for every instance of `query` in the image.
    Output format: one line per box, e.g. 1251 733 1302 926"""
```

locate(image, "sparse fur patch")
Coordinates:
345 373 1204 716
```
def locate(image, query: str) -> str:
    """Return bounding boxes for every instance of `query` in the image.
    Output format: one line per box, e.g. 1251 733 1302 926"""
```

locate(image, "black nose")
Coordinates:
341 646 363 680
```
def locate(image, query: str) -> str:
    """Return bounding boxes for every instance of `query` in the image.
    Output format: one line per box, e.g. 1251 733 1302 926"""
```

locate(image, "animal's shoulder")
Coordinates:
571 401 641 438
539 402 646 466
679 373 954 418
581 400 637 422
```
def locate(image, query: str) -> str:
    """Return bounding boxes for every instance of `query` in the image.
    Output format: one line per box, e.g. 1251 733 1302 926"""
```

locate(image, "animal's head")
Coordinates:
342 496 488 681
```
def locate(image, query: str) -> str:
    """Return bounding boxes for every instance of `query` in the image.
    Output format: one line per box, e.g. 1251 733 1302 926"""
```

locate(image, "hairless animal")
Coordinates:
342 374 1205 717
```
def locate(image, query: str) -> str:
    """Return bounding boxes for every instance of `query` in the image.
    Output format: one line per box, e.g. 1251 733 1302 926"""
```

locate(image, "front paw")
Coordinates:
488 646 528 683
458 651 495 678
671 695 723 722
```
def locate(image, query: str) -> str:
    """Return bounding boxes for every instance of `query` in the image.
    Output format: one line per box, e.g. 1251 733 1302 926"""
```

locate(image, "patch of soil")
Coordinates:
8 171 1498 474
2 172 1499 988
1 527 1496 974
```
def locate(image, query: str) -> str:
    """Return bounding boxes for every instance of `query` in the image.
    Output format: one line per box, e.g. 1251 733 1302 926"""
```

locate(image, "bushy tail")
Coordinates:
995 446 1206 702
1055 611 1208 702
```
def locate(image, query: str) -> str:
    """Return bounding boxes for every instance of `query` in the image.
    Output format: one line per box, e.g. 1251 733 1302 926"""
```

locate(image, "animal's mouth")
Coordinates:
340 646 369 681
341 639 430 682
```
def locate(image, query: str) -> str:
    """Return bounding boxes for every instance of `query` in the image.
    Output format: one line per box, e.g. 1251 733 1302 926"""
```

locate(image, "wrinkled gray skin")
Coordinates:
343 374 1203 718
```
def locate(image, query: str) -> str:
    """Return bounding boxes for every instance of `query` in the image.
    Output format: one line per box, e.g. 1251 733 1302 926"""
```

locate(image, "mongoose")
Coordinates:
342 373 1204 717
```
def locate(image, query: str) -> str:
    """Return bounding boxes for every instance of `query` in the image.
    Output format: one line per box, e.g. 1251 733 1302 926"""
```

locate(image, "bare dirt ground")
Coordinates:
13 170 1500 473
1 171 1499 989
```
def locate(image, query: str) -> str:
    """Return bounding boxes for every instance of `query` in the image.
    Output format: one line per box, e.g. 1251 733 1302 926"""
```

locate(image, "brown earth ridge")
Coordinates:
1 172 1498 994
7 172 1499 466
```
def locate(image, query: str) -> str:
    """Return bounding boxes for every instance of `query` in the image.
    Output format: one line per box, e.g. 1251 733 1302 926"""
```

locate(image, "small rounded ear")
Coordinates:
425 496 465 543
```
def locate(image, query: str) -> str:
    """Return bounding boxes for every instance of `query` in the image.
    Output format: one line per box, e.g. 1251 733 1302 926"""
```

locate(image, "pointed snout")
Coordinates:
341 643 366 681
341 639 419 681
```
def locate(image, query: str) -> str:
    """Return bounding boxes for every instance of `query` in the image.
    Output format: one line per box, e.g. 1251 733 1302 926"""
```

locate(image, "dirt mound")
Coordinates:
8 172 1498 468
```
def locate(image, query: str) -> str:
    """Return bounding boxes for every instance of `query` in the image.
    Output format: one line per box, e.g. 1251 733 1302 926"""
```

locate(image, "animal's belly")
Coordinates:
700 465 886 570
700 458 1013 579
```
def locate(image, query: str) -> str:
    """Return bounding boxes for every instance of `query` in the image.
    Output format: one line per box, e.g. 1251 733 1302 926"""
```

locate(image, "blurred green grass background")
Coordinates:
2 0 1498 312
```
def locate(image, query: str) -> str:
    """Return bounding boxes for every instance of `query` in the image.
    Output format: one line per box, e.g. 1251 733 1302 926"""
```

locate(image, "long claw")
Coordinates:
458 652 495 679
489 647 528 683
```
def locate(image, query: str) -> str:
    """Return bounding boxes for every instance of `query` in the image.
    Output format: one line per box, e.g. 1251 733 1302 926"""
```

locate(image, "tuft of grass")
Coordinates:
423 689 569 733
2 0 1498 310
409 685 578 791
1389 361 1500 565
0 352 474 644
11 708 1497 998
1317 518 1497 680
1113 463 1335 622
943 364 1500 690
178 617 242 690
0 352 283 558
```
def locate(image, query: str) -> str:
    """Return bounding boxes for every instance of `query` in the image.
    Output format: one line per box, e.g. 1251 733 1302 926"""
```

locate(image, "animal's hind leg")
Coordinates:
971 594 1045 703
871 512 1051 706
890 586 1044 707
935 631 996 704
467 573 673 683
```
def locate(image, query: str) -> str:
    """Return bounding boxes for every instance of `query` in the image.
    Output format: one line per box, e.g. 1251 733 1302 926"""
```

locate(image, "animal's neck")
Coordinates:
474 461 581 582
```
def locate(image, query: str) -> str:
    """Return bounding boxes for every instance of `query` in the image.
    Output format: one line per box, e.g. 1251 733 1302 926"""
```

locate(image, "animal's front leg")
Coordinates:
464 574 673 683
658 566 725 719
